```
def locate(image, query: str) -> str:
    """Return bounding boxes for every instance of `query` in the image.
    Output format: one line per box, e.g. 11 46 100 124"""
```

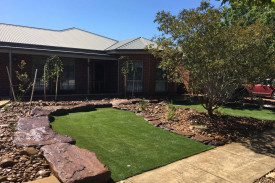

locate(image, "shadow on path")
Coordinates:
241 129 275 158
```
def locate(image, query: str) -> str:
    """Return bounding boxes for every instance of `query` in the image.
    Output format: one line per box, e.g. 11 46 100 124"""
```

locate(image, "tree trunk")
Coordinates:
124 76 127 98
43 67 46 101
132 71 135 98
207 107 214 117
55 75 59 101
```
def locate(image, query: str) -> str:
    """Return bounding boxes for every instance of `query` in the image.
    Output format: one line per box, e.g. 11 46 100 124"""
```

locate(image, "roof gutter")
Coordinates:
0 43 118 60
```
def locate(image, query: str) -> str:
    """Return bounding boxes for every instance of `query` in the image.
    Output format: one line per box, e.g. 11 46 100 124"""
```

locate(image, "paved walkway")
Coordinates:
0 100 9 108
27 176 60 183
122 129 275 183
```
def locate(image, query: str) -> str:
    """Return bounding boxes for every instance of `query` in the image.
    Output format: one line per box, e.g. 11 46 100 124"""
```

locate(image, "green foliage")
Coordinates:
30 155 36 162
15 60 32 101
175 103 275 121
43 56 63 101
167 104 176 121
11 123 16 132
149 1 275 116
139 98 148 111
213 108 225 115
119 56 137 97
194 125 208 130
222 1 275 26
220 0 275 8
43 56 63 86
3 104 9 111
120 56 134 77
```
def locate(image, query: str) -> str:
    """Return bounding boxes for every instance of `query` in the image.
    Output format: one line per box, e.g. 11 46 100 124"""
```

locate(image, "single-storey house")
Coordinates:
0 23 178 98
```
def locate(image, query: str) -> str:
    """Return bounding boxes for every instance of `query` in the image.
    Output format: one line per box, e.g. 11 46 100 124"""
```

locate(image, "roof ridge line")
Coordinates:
66 27 118 42
114 37 141 50
105 41 120 50
141 37 154 42
0 23 118 42
0 23 66 32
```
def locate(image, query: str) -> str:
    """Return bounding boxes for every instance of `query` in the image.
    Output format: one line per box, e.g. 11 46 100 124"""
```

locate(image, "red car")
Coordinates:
246 79 275 99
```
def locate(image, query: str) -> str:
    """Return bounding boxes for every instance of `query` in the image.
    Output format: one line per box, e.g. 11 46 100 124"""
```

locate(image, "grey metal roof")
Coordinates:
0 23 118 51
106 37 157 50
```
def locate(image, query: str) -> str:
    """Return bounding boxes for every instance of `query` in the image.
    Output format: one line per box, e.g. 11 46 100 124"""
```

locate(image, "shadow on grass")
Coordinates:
107 178 115 183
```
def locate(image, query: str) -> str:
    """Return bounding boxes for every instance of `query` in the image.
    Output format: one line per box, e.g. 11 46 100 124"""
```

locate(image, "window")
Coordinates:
155 65 167 92
126 61 143 92
60 59 75 90
32 56 47 90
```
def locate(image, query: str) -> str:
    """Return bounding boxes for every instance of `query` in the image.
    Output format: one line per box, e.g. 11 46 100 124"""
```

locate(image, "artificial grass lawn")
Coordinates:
51 108 213 181
174 104 275 121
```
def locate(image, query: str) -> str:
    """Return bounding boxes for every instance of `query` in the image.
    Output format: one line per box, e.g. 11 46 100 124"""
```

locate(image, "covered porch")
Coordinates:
0 48 120 98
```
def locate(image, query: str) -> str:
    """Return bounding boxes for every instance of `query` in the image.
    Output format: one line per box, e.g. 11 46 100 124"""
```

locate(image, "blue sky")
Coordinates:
0 0 222 41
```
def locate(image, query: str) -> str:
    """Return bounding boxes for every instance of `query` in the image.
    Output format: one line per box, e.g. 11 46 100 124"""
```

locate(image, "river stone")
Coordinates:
92 101 112 108
192 134 214 144
20 147 39 156
42 106 70 116
0 176 7 182
41 143 111 183
13 127 75 147
69 103 95 113
17 117 50 131
149 120 162 127
0 156 15 168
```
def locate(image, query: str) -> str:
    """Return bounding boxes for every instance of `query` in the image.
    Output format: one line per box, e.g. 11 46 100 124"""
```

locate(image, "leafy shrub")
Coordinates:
3 104 9 111
11 123 16 132
139 98 148 111
167 104 176 121
15 60 32 101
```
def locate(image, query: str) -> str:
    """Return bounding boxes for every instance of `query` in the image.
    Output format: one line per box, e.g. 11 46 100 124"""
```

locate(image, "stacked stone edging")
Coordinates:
13 102 111 183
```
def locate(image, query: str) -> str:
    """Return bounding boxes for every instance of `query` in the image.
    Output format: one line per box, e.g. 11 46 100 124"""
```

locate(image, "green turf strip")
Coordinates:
174 104 275 121
51 108 213 181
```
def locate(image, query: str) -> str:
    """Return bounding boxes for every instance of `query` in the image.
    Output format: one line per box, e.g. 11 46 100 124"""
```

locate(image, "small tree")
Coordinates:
120 56 134 98
149 1 275 116
43 56 63 101
15 60 32 101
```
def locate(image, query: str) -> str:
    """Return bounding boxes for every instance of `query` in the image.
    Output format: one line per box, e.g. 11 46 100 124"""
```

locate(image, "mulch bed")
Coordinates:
0 100 105 183
116 100 274 146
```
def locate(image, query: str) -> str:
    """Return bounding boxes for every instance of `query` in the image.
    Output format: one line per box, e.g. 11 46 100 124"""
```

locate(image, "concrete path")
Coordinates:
27 176 60 183
0 100 9 108
122 129 275 183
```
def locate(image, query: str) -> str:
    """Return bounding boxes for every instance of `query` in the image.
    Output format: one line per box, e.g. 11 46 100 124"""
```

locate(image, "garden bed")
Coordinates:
115 100 274 146
0 100 109 183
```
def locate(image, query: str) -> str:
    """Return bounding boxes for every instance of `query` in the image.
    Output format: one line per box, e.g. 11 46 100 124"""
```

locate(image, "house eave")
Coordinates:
106 49 149 55
0 42 118 60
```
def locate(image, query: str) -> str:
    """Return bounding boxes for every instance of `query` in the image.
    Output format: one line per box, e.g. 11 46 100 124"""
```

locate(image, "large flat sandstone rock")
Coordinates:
17 117 50 131
14 127 75 147
41 143 111 183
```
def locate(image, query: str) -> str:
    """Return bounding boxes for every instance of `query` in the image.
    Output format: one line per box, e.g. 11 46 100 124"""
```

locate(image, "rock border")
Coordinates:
13 102 112 183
